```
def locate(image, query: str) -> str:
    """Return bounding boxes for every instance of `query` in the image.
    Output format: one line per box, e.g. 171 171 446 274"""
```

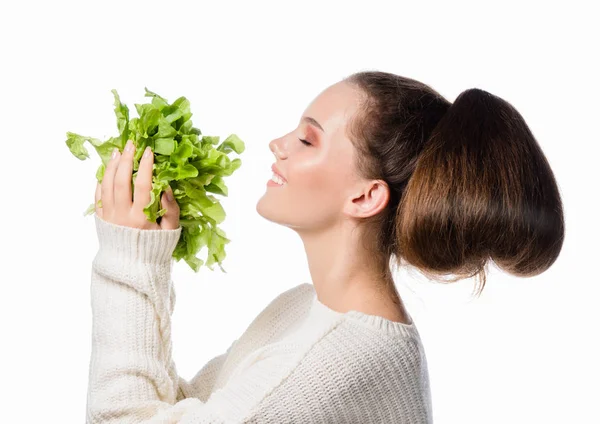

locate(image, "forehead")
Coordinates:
302 81 362 135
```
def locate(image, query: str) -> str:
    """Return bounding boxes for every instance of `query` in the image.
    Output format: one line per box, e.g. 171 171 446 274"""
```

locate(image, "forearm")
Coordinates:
87 215 183 422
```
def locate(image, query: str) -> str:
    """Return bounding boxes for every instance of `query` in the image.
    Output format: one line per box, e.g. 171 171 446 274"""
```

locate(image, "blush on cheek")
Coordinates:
303 169 346 206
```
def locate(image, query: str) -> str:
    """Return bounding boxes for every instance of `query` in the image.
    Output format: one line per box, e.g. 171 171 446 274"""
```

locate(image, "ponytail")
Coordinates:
344 72 565 297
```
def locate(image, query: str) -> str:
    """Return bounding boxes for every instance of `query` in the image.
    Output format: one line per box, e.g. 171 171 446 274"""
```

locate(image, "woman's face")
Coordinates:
256 81 366 232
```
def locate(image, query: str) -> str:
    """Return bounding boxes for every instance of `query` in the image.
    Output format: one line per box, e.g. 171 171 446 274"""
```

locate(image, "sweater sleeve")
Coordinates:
86 216 243 423
176 338 238 403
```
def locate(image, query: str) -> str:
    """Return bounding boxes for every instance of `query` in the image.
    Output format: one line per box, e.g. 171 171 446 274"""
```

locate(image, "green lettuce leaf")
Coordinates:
65 88 245 273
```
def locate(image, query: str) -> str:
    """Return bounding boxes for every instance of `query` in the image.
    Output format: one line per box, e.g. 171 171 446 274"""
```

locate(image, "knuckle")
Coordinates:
134 179 152 192
114 178 129 190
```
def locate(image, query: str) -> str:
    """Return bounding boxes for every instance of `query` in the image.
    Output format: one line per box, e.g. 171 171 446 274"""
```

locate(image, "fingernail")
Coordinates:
125 140 134 153
111 148 119 160
166 188 174 202
143 146 152 159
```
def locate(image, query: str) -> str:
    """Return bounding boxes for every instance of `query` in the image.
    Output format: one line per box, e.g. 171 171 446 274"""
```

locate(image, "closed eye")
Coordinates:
298 138 312 146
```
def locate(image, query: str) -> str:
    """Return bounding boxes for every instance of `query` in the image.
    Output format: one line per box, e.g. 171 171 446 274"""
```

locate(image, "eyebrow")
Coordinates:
302 116 325 133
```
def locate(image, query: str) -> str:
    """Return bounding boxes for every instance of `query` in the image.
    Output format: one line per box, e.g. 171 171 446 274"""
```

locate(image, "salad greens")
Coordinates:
66 88 245 273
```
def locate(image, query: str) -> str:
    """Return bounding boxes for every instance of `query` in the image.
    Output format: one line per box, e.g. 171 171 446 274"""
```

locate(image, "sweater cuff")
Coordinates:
94 214 182 265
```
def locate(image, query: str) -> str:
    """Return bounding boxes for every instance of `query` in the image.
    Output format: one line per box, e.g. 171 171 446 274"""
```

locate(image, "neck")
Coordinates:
297 219 400 314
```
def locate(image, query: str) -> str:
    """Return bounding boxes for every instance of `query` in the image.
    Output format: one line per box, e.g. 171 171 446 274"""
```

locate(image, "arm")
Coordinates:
87 215 241 423
88 140 260 422
86 139 259 423
176 337 238 403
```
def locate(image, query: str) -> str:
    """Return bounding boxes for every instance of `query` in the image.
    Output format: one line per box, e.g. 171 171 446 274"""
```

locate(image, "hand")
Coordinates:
94 140 180 230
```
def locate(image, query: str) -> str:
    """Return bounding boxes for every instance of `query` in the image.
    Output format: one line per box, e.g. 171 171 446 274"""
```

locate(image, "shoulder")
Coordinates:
228 283 315 351
310 318 430 380
250 282 314 324
244 318 433 423
274 282 315 305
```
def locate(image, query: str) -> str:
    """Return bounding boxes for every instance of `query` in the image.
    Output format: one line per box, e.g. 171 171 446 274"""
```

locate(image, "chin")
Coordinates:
255 196 294 228
256 195 279 223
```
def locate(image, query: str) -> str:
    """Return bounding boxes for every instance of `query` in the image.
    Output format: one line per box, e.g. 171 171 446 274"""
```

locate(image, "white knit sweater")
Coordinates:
87 215 433 423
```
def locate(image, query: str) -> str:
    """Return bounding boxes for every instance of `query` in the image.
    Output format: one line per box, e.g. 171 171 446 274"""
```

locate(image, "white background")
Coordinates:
1 1 598 422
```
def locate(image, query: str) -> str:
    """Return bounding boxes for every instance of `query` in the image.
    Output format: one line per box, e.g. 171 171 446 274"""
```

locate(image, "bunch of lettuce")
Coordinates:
65 88 245 273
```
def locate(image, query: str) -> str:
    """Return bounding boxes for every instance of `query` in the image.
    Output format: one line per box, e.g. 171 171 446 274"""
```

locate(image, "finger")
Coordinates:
94 182 103 218
101 148 120 215
114 140 135 214
159 186 180 230
133 146 154 212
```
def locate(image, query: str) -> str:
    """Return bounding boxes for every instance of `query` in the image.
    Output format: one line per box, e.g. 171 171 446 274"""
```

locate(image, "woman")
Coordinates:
86 71 564 423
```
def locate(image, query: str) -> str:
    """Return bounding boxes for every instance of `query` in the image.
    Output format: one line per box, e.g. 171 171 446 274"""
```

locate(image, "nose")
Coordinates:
269 138 287 159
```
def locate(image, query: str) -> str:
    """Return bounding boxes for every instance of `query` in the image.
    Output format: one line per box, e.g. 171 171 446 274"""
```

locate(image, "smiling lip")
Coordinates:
267 179 284 187
271 164 287 182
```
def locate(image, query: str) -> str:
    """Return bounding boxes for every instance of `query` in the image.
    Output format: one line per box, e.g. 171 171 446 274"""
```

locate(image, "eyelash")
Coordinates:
298 138 312 146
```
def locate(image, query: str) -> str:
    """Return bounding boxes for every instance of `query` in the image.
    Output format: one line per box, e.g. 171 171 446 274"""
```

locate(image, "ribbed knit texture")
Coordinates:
87 215 433 423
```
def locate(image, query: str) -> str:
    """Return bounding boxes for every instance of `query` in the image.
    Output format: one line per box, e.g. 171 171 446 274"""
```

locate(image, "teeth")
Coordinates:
271 172 285 185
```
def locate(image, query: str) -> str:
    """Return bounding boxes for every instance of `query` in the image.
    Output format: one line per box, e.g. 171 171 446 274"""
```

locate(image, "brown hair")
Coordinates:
343 71 565 298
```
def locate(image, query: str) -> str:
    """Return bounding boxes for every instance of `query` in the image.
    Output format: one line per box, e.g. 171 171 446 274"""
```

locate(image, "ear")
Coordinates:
344 179 390 219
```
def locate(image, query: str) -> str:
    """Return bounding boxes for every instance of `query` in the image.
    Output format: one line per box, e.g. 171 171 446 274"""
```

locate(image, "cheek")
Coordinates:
293 164 349 208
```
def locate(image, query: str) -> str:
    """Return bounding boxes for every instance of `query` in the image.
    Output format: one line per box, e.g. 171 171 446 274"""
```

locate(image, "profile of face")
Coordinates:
256 81 389 233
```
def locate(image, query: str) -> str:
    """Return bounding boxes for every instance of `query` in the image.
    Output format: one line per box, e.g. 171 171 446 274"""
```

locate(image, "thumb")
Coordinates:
160 186 180 230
